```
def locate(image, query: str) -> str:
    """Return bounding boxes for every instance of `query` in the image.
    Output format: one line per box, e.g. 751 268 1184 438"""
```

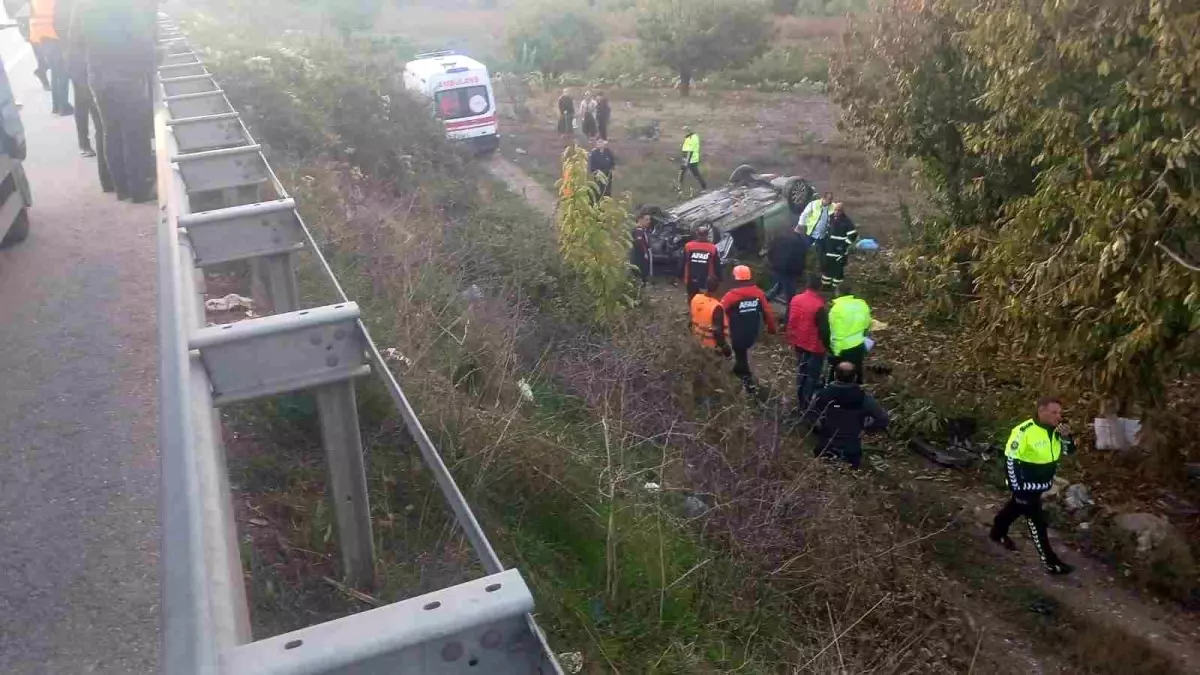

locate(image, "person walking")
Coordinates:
681 224 721 301
821 203 858 291
578 90 598 140
7 0 51 91
686 276 730 411
827 283 871 382
766 226 810 305
630 210 652 286
556 89 574 136
57 0 97 158
990 397 1077 575
786 275 831 413
595 91 611 141
29 0 71 115
720 265 777 394
804 361 890 469
677 127 706 191
71 0 156 202
587 139 615 199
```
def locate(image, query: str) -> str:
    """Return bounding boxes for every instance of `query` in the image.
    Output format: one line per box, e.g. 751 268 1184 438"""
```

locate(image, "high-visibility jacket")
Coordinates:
829 295 871 354
681 134 701 164
1004 419 1074 492
29 0 57 43
689 293 725 348
800 198 828 237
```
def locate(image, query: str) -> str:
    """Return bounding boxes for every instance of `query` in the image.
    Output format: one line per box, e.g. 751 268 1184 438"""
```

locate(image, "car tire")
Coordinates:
783 177 813 214
729 164 757 186
1 209 30 247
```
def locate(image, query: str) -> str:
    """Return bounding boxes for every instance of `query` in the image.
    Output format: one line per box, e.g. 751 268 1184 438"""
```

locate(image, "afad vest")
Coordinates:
690 294 721 348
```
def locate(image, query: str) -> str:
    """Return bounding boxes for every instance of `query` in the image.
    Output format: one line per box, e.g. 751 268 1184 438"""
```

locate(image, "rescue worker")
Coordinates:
821 203 858 291
30 0 71 115
630 210 652 285
686 276 730 411
690 276 729 356
827 282 871 383
70 0 156 203
786 275 831 413
989 397 1076 575
798 191 833 247
681 224 721 301
804 361 890 469
720 265 777 394
6 0 51 91
677 126 706 191
766 226 809 305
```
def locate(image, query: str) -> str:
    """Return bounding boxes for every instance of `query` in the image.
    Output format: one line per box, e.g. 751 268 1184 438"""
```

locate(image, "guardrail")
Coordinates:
154 15 562 675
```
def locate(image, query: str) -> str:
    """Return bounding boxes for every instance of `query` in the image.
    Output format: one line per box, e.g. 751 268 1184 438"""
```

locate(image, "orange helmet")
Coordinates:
733 265 752 281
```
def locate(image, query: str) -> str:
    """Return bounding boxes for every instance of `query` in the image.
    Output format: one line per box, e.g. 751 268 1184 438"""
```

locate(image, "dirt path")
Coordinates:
483 154 555 218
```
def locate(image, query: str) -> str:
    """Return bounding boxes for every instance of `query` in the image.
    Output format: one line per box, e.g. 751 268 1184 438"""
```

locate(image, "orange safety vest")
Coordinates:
29 0 58 44
690 293 721 348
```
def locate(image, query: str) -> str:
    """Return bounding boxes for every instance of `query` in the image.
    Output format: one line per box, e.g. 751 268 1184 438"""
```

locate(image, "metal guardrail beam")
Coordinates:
154 14 562 675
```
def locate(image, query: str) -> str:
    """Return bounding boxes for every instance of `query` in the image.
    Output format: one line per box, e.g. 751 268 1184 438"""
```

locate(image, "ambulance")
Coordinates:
402 51 499 153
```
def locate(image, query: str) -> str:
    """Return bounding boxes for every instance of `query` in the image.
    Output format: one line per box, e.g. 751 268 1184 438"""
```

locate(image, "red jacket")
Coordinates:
786 289 830 355
720 282 778 348
683 240 721 287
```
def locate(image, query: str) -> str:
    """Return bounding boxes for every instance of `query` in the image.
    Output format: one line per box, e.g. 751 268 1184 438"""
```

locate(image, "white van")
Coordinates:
403 51 499 153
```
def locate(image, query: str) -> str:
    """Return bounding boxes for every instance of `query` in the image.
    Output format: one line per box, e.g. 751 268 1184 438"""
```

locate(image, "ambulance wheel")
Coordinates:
0 209 30 248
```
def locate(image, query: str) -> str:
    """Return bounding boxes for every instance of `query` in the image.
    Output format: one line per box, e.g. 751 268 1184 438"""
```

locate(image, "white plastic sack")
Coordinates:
1093 417 1141 450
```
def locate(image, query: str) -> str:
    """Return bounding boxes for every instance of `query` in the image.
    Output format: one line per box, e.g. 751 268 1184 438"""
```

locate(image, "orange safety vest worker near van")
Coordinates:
689 277 729 355
30 0 71 115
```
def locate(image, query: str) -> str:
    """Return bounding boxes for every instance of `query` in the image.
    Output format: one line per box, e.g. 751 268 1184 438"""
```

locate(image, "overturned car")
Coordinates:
640 165 814 273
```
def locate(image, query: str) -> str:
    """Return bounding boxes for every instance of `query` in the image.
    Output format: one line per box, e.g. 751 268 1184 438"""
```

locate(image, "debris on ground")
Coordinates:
1063 484 1094 513
205 293 254 312
1113 512 1183 556
460 284 484 302
1093 416 1142 450
517 378 535 403
908 436 979 469
557 651 584 674
680 493 709 518
381 348 413 367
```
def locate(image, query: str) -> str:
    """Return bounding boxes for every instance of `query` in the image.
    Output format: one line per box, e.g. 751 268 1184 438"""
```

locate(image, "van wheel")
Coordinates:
0 209 30 248
783 178 813 214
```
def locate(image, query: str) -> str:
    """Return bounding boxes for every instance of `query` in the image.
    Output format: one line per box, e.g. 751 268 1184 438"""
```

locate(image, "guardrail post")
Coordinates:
252 253 299 315
315 381 376 587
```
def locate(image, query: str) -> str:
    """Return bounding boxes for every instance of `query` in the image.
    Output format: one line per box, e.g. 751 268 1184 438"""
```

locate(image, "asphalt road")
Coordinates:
0 17 160 675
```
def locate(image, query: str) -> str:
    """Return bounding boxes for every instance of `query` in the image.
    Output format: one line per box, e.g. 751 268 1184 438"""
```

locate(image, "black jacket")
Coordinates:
805 382 889 454
588 148 615 176
825 213 858 257
768 230 810 276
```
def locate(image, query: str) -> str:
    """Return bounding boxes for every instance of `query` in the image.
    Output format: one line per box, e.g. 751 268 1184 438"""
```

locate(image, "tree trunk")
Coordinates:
679 68 692 97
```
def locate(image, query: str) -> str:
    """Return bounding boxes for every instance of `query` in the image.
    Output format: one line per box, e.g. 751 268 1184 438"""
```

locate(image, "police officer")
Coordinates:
682 224 721 301
719 265 777 394
990 397 1076 575
805 362 889 469
827 282 871 383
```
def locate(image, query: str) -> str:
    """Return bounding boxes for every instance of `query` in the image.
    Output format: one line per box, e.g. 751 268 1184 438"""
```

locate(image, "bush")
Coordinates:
507 2 605 80
636 0 774 96
724 45 830 86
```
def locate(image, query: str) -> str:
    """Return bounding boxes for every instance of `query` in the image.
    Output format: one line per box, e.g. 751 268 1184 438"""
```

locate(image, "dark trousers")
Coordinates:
813 438 863 469
822 253 846 290
40 40 70 113
992 491 1060 568
93 76 154 200
767 272 797 304
597 114 609 140
31 42 49 89
829 343 866 383
686 278 703 302
732 345 755 393
72 76 100 153
795 348 825 412
678 162 707 190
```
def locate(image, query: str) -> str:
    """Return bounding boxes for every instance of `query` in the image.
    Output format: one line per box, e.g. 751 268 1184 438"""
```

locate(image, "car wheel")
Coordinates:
0 209 30 248
729 164 757 186
783 177 813 214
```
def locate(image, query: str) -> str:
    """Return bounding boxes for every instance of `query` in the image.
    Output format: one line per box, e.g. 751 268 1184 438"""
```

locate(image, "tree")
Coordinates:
507 4 604 82
329 0 383 42
556 146 634 326
832 0 1200 474
636 0 774 96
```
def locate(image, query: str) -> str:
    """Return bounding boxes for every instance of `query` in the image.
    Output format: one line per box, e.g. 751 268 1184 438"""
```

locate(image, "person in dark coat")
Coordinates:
57 0 99 158
804 361 889 469
557 89 574 136
630 211 652 285
587 139 615 200
821 202 858 291
595 91 611 141
719 265 778 394
69 0 156 202
766 227 810 305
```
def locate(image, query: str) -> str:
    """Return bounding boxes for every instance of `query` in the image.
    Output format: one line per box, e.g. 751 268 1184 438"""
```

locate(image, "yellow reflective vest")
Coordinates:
1005 419 1065 465
829 295 871 354
681 134 701 164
